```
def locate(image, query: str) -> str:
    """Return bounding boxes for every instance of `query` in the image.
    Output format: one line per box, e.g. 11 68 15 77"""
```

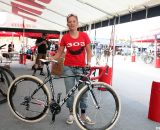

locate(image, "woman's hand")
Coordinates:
85 61 91 67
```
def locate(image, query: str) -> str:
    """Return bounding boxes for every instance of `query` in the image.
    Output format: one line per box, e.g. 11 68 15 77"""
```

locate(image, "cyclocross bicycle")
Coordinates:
7 59 121 130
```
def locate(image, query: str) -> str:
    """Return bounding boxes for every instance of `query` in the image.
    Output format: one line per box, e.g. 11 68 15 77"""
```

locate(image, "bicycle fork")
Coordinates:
88 84 100 109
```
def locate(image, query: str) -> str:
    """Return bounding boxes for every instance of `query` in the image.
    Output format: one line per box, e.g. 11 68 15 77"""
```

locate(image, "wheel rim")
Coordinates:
73 82 121 130
8 76 49 122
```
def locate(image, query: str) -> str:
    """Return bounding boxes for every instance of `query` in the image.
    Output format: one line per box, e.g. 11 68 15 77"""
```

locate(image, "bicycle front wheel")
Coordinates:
73 82 121 130
7 75 51 123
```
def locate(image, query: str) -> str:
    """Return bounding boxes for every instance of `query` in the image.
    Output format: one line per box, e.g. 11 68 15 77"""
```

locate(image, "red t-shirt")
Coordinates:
60 32 91 67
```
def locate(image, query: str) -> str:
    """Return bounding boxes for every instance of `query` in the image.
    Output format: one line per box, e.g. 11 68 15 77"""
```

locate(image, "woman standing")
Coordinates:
53 14 94 125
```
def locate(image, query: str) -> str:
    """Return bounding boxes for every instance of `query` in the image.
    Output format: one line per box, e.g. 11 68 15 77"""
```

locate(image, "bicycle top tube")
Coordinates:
40 59 109 81
52 65 109 81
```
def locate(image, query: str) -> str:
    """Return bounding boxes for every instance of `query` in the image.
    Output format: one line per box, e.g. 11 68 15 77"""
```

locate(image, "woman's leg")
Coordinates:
75 68 88 110
39 54 46 75
32 54 40 76
63 66 75 111
63 66 76 124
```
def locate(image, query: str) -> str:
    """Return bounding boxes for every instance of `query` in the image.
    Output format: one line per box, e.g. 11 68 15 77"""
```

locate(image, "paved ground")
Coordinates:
0 55 160 130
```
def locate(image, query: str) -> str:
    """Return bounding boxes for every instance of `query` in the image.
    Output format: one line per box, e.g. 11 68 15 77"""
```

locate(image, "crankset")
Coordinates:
50 101 61 122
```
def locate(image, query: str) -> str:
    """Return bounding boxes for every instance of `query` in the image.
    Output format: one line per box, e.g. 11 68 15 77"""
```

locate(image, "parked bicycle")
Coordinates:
7 59 121 130
0 44 16 104
0 67 10 104
141 51 154 64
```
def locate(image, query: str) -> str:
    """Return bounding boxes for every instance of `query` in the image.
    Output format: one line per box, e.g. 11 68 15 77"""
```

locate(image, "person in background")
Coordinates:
32 33 48 76
53 41 59 53
46 40 52 58
50 41 59 56
8 42 14 59
52 14 94 125
8 42 14 52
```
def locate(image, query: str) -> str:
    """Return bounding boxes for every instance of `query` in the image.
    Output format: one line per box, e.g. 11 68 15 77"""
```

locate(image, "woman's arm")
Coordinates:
52 46 65 60
86 44 92 66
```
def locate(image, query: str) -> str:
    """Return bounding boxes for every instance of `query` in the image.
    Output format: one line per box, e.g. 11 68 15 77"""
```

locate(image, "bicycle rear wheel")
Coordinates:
0 68 10 104
7 75 51 122
73 82 121 130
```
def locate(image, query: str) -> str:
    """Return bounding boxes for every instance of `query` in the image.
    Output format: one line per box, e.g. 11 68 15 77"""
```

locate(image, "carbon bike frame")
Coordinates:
30 62 98 108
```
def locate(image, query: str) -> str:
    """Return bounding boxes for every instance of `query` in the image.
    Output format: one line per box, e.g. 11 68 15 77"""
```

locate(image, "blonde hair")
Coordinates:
67 14 78 22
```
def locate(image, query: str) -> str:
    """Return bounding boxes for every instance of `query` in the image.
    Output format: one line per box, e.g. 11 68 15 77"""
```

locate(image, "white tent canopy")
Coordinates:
0 0 160 32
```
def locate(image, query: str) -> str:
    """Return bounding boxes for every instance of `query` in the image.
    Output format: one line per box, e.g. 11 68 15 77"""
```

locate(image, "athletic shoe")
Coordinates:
40 72 45 76
81 116 95 125
66 115 74 125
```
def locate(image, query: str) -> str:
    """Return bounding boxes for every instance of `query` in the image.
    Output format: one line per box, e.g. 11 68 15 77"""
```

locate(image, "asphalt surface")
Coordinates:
0 55 160 130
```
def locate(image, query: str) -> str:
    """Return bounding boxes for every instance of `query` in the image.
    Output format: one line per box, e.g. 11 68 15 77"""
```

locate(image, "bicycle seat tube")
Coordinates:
45 63 55 97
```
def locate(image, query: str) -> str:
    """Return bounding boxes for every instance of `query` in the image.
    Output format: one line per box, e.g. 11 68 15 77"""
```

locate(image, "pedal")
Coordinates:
57 93 62 104
52 112 56 122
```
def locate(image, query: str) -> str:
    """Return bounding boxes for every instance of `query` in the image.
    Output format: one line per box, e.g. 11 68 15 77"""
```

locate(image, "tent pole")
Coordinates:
88 23 92 37
154 39 157 66
22 19 25 51
110 17 116 86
